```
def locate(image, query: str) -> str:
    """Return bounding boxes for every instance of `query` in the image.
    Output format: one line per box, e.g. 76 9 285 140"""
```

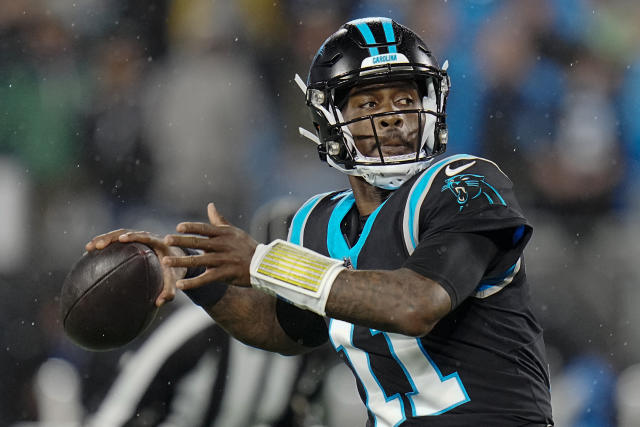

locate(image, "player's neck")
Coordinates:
348 175 392 216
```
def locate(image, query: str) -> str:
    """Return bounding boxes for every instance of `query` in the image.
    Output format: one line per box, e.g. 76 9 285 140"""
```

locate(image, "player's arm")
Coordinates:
165 204 501 338
326 268 450 337
193 286 316 355
326 230 501 336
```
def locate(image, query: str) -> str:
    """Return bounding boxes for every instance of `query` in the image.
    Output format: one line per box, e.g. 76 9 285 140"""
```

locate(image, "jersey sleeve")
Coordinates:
275 297 328 347
418 156 529 236
403 231 501 309
403 155 532 299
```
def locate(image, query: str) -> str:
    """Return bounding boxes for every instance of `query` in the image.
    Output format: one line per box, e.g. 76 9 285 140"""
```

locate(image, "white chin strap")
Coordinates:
327 157 432 190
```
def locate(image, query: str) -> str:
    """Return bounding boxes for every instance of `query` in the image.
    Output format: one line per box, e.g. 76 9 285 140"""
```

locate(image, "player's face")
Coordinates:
341 81 422 159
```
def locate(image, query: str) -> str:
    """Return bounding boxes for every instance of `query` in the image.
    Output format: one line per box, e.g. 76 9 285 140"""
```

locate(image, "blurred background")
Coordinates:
1 0 639 425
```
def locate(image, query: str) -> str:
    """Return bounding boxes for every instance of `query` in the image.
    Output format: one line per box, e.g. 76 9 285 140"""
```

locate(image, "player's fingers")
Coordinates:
155 265 181 306
176 221 231 237
164 234 208 248
155 284 176 307
176 269 223 291
164 234 230 252
162 252 224 269
119 231 174 258
119 231 161 246
208 202 230 226
86 228 129 251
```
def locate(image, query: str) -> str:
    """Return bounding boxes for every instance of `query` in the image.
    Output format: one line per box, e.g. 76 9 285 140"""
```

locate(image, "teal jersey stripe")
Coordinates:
288 192 331 245
326 191 387 268
326 192 354 260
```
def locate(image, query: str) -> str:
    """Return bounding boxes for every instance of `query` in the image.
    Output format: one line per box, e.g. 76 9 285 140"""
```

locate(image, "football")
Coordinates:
60 242 164 351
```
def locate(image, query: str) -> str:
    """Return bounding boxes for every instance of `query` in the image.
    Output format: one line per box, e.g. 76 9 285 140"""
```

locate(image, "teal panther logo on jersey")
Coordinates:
441 174 506 211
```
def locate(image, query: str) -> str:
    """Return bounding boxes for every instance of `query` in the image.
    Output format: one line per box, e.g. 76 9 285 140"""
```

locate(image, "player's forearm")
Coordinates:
326 267 451 337
200 286 309 355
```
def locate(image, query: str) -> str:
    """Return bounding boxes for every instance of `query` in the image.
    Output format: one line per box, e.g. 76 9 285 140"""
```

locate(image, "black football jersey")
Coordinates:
285 154 553 426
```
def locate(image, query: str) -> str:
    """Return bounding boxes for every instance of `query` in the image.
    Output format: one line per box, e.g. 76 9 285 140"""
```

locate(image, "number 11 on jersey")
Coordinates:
329 319 469 427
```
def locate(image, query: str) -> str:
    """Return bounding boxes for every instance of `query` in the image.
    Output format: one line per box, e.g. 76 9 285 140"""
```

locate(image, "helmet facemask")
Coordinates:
299 18 451 189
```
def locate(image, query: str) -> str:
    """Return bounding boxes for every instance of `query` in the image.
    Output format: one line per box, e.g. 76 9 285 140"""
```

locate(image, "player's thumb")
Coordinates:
208 202 229 226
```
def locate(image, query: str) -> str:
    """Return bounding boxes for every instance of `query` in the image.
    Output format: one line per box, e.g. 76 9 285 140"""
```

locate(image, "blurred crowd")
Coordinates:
1 0 640 425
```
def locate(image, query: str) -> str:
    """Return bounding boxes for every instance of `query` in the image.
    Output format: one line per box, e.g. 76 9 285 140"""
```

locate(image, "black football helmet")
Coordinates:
298 17 450 189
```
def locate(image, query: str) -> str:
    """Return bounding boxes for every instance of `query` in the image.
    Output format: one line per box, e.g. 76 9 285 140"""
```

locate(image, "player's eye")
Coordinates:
359 100 377 109
396 97 414 106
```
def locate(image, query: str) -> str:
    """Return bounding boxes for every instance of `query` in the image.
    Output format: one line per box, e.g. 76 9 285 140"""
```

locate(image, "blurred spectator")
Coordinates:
527 52 624 233
82 33 155 212
140 0 279 224
474 0 559 201
407 0 501 156
239 0 349 199
476 0 629 222
0 9 87 189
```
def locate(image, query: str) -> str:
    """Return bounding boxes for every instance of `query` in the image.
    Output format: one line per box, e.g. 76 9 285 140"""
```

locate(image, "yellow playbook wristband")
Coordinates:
249 239 345 316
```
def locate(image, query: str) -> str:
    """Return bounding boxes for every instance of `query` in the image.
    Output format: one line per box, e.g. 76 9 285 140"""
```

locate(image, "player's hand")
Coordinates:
85 228 131 252
85 229 187 307
162 203 258 290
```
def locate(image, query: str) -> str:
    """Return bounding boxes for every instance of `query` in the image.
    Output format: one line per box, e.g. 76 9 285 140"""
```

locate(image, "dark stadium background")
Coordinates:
1 0 639 425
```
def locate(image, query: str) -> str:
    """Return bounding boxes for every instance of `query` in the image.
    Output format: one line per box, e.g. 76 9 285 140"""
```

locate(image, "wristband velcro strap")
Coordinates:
249 239 345 316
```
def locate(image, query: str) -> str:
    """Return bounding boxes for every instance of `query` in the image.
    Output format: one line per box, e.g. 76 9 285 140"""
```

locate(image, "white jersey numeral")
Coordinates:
329 319 469 427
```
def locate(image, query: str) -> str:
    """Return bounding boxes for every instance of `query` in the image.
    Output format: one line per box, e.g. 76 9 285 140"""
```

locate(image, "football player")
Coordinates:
87 17 553 426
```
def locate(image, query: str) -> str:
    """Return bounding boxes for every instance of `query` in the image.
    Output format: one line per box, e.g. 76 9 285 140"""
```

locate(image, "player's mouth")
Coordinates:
354 130 419 158
378 133 416 157
380 143 413 156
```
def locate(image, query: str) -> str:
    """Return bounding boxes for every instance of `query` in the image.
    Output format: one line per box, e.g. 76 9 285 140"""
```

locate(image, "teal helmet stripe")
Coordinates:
381 18 397 53
355 22 379 56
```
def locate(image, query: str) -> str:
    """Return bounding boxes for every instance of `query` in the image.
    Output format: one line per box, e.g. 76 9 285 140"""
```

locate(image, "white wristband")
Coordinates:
249 239 345 316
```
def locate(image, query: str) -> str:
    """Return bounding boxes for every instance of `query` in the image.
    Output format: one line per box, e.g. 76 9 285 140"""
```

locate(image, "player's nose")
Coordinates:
376 113 404 129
